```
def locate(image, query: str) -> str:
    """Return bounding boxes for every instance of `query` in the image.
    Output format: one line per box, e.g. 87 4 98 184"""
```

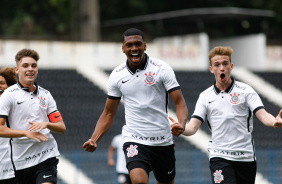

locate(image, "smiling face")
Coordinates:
122 35 147 69
209 55 233 90
0 76 8 96
15 57 38 87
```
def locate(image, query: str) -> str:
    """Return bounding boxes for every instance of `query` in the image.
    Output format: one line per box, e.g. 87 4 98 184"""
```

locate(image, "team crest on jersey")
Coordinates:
38 96 47 107
144 72 155 85
230 93 240 104
213 170 224 183
126 145 138 157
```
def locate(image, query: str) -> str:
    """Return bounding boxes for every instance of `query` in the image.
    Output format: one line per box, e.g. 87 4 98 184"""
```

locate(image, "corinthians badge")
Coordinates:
230 93 240 104
144 72 156 85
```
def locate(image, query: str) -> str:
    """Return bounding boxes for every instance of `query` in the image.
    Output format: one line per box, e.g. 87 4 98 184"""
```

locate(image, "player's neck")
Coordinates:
215 78 232 91
20 80 36 92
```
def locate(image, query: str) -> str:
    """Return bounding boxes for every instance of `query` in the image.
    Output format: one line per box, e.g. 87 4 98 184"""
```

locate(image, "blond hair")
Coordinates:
209 46 233 65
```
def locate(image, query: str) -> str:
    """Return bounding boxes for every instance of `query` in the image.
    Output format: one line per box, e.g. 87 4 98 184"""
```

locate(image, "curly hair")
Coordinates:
0 67 17 87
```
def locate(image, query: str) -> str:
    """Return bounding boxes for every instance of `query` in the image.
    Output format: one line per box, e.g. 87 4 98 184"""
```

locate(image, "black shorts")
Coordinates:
15 157 58 184
209 157 257 184
117 173 132 184
123 142 175 183
0 177 17 184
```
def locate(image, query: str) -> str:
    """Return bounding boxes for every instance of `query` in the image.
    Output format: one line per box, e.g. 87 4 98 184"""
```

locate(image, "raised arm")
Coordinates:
255 108 282 128
83 98 120 152
169 89 188 136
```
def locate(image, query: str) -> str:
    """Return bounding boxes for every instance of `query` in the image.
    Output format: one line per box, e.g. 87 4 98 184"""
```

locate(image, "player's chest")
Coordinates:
118 69 161 93
207 92 247 114
14 92 48 111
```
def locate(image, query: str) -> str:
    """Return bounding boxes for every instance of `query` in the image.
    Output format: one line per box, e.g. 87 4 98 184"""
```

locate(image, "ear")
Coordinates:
144 42 147 51
230 63 234 71
15 66 19 74
122 45 125 53
209 66 214 74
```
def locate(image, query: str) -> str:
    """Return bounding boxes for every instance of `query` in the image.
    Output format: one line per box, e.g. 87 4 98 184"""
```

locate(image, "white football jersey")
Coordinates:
0 82 60 170
111 134 128 174
192 79 264 161
0 122 14 180
108 55 180 146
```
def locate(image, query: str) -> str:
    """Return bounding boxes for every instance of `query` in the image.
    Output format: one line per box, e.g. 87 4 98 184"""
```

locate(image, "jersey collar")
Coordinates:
17 82 39 94
126 53 148 74
213 77 235 95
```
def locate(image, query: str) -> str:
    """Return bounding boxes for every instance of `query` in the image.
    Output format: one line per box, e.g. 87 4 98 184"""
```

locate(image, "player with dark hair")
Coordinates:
0 67 18 184
83 28 188 184
170 46 282 184
0 48 66 184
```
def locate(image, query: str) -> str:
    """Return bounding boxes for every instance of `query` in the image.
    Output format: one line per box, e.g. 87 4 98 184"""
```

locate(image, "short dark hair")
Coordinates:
0 67 17 87
15 49 40 64
122 28 145 42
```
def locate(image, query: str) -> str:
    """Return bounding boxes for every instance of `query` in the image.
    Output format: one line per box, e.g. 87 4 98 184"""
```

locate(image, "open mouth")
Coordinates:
220 73 225 80
131 53 140 61
0 90 3 94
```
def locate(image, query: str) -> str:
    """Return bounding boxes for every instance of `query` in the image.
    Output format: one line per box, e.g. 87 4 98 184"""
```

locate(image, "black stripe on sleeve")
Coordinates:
0 115 8 119
191 115 204 123
49 110 59 116
108 95 121 100
253 106 264 114
168 86 181 93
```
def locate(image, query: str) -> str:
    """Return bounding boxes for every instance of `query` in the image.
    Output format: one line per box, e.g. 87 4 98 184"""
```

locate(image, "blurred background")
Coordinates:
0 0 282 184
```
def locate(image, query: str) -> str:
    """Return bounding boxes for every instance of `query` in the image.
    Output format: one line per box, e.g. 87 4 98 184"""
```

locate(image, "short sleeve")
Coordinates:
245 87 264 113
0 91 13 117
47 92 59 115
107 71 122 98
161 64 180 92
191 93 207 123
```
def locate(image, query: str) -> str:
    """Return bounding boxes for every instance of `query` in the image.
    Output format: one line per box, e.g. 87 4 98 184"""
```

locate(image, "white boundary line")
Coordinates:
58 156 96 184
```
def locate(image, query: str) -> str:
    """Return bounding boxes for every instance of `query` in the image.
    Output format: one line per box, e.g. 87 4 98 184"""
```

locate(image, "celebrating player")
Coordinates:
170 46 282 184
0 49 66 184
83 28 188 184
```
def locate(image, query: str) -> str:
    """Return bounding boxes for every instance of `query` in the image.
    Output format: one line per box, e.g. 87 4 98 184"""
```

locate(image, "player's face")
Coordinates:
209 55 233 85
0 76 8 96
122 35 146 69
15 57 38 86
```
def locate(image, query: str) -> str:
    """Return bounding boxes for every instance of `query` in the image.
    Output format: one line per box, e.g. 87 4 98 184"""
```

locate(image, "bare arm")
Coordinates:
28 120 66 134
83 98 120 152
169 89 188 136
108 144 115 167
255 108 282 128
169 116 201 136
0 118 48 142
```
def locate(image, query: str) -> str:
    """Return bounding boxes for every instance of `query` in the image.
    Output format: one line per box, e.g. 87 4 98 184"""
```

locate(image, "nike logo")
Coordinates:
17 101 25 104
122 79 130 84
208 100 215 104
55 115 61 118
168 169 174 174
43 175 52 178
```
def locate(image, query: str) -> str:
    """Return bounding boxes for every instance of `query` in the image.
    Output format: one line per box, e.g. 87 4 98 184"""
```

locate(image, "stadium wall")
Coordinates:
0 33 282 71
